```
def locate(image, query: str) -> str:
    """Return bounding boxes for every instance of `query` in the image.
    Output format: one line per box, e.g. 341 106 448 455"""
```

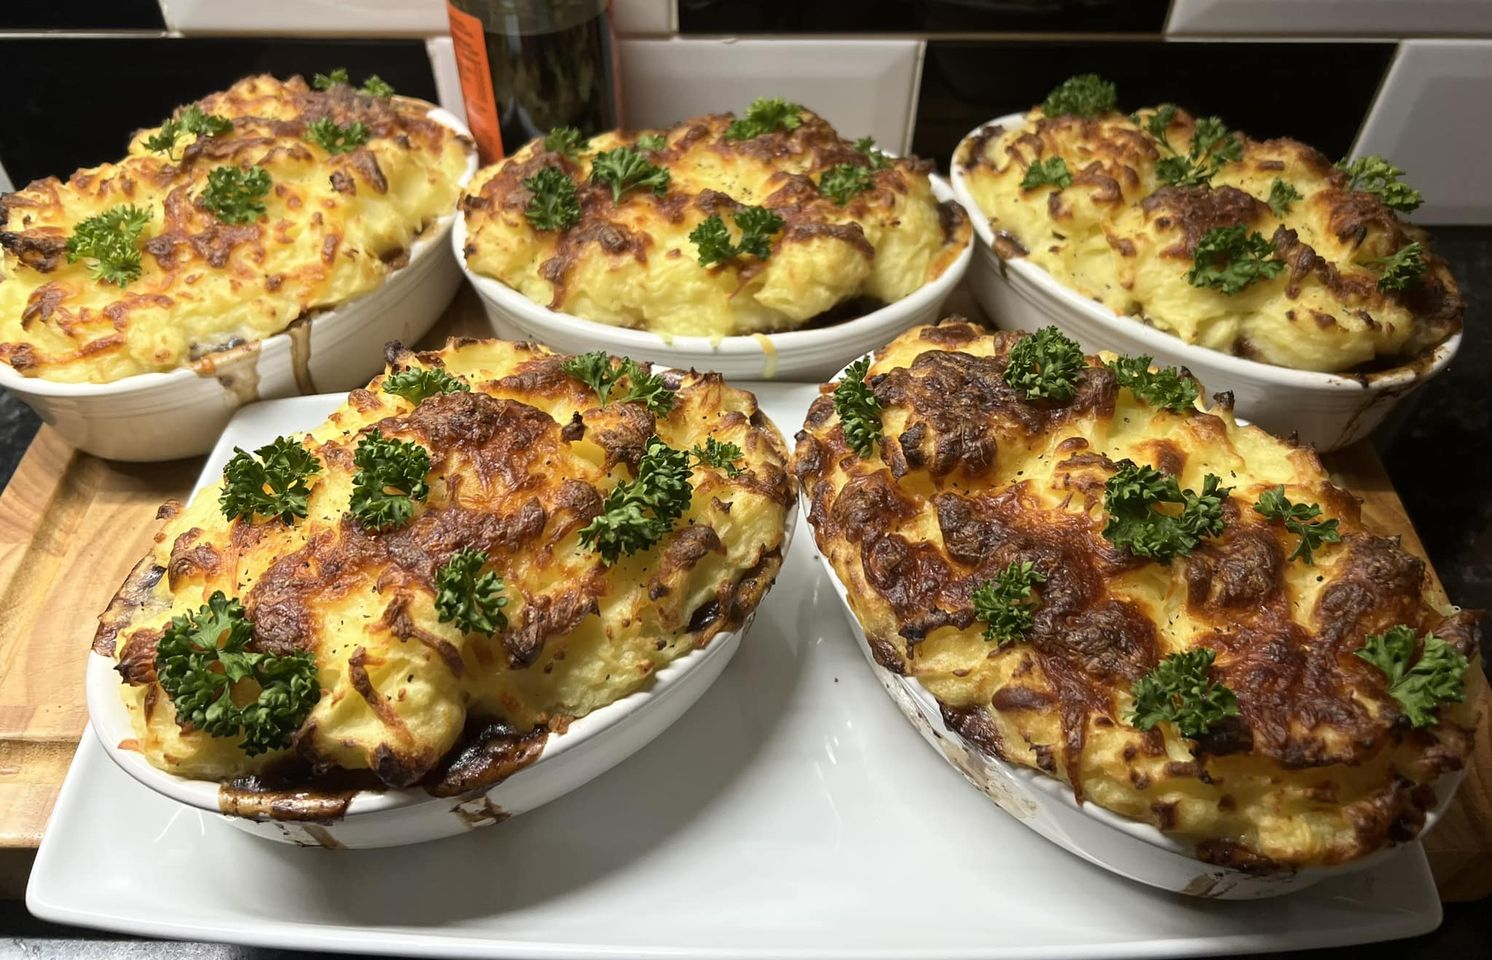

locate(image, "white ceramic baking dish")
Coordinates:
86 392 796 849
0 107 478 462
949 115 1460 452
813 547 1465 900
456 176 973 382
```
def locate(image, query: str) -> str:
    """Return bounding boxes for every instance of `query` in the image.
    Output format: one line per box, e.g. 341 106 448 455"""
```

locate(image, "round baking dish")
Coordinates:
456 176 973 382
949 115 1460 452
0 107 478 462
87 508 793 850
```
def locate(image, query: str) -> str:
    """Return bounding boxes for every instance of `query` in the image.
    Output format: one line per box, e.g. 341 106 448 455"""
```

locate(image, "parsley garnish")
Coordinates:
725 97 804 140
833 355 882 458
219 436 321 524
361 74 394 98
1366 241 1427 293
382 367 470 405
1003 325 1085 402
636 133 667 152
579 436 694 565
971 561 1045 646
544 126 584 157
561 351 676 415
1187 225 1284 294
1252 485 1341 565
313 68 350 90
854 137 891 170
1106 355 1198 412
1103 461 1231 562
689 206 784 266
65 205 151 287
434 549 508 636
1356 626 1468 728
1144 107 1242 188
306 117 370 155
589 147 670 202
522 167 582 232
1267 178 1302 216
154 591 320 756
1041 74 1117 119
198 165 271 225
818 163 875 205
691 437 744 478
1129 648 1239 738
348 429 431 532
1020 156 1072 191
1337 155 1423 212
143 104 234 157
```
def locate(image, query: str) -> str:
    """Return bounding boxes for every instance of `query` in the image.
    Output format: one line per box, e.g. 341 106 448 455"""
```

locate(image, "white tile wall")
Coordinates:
1167 0 1492 36
162 0 675 36
1352 40 1492 224
617 38 923 154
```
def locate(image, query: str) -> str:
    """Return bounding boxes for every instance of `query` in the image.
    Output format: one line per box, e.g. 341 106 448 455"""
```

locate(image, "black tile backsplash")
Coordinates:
680 0 1171 35
913 40 1397 166
0 38 437 189
0 0 165 31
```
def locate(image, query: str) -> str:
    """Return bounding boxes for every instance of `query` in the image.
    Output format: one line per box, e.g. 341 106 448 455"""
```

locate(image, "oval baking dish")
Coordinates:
950 114 1460 452
0 106 477 463
794 324 1478 898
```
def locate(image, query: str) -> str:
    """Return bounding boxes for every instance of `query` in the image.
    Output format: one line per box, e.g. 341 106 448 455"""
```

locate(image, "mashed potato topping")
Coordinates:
95 339 792 795
461 105 970 339
0 74 470 383
794 321 1481 868
958 102 1462 372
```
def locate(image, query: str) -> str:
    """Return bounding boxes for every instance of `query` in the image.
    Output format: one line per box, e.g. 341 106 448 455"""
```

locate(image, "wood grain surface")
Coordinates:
0 289 1485 899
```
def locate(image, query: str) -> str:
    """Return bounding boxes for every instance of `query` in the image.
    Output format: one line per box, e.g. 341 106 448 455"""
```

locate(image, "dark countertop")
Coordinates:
1 228 1488 956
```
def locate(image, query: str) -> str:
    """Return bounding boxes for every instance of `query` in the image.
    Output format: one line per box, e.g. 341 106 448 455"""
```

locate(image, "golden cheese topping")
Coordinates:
0 74 471 383
957 107 1462 372
461 108 970 339
95 338 792 794
793 320 1482 868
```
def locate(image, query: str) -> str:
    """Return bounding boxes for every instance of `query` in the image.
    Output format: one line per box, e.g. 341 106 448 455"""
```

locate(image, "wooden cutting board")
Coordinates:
0 288 1487 900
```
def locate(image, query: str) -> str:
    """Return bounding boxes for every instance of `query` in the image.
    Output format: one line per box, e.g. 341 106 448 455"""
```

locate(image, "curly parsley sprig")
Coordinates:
143 104 234 157
1003 325 1085 402
1187 225 1284 295
1041 74 1117 119
306 117 370 155
1129 648 1239 738
1366 241 1427 293
65 205 151 287
818 163 875 205
154 591 320 756
313 68 393 97
1143 107 1243 188
636 133 667 152
1107 355 1198 412
1252 485 1341 565
348 429 431 531
1338 155 1423 212
854 137 891 170
1356 626 1468 728
544 126 585 157
691 437 744 478
972 561 1046 646
199 166 271 224
1267 178 1302 216
561 352 676 416
726 97 804 140
833 355 882 458
220 436 321 524
435 549 509 636
689 206 784 267
1021 157 1072 191
382 367 471 405
522 166 582 232
579 437 694 565
589 147 670 202
1103 461 1231 562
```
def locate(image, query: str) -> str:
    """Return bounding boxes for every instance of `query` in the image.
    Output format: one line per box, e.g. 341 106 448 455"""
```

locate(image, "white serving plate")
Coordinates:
29 382 1447 958
948 114 1460 452
0 106 478 462
456 176 973 382
84 391 791 848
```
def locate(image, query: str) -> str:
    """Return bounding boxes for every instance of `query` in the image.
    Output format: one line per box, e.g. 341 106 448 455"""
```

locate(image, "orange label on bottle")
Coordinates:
446 2 503 163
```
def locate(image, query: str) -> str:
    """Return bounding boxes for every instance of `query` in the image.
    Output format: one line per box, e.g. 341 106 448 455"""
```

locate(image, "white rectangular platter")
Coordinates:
27 384 1443 959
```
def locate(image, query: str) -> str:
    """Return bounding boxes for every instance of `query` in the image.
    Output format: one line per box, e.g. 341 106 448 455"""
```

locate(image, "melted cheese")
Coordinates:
794 321 1480 868
0 74 470 383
